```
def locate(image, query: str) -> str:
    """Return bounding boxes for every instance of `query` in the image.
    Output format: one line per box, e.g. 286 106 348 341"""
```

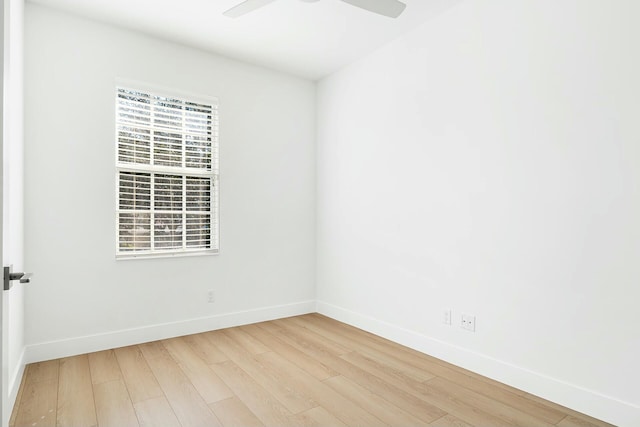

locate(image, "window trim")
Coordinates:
114 80 219 260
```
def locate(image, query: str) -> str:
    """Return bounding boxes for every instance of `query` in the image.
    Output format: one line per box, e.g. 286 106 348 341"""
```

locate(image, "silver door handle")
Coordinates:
4 266 33 290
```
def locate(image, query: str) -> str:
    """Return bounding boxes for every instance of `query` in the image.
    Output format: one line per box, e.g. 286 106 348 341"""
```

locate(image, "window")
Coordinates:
116 85 219 258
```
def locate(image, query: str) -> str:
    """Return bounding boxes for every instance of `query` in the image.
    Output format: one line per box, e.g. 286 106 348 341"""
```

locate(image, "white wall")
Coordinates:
317 0 640 425
2 0 25 420
24 4 316 359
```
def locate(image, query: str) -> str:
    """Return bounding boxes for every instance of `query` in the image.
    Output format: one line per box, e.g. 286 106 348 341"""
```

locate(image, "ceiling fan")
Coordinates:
224 0 407 19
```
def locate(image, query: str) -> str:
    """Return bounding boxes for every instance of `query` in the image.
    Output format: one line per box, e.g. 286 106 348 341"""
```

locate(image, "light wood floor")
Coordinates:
10 314 613 427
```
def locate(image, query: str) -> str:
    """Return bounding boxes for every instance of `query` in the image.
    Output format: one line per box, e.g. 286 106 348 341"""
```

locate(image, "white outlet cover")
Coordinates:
443 309 452 325
461 314 476 332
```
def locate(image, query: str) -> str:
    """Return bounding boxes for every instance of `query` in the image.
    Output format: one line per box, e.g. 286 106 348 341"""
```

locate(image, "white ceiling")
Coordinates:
29 0 461 80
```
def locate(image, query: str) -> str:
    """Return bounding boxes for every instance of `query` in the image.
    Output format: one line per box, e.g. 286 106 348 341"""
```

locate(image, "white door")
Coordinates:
1 0 25 424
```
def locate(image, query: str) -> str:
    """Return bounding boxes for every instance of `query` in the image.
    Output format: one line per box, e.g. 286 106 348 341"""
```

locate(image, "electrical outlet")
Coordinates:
461 314 476 332
207 290 215 303
443 308 452 325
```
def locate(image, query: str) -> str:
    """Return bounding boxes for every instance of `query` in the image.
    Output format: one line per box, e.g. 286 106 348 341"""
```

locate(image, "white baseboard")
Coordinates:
8 348 26 418
25 300 315 364
316 300 639 427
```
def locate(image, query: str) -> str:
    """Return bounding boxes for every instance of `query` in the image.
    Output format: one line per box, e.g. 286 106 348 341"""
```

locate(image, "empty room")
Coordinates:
1 0 638 426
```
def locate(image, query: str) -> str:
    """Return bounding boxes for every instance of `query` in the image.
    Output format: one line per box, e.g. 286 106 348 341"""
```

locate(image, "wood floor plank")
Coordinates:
93 380 139 427
440 373 567 424
310 314 526 395
211 330 317 414
343 346 526 427
265 318 446 424
114 345 164 404
332 358 447 425
254 351 388 427
57 355 97 427
363 339 564 424
308 315 480 373
429 414 474 427
139 341 223 427
291 406 348 427
323 374 429 426
427 376 554 427
26 360 59 384
246 322 338 381
209 396 264 427
210 360 295 427
162 337 233 404
133 397 181 427
524 395 614 427
283 316 353 355
556 415 610 427
222 327 270 355
295 315 435 382
9 367 27 427
341 350 437 394
88 350 122 385
137 340 195 387
307 315 482 375
341 337 565 425
305 314 566 425
272 318 352 356
182 333 228 364
410 379 526 427
14 379 58 427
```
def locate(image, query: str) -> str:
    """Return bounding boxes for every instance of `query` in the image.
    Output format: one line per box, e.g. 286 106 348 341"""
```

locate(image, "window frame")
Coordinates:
114 81 219 260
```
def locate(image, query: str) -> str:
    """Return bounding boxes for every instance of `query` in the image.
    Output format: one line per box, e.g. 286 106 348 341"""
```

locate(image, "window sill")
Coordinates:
116 249 219 261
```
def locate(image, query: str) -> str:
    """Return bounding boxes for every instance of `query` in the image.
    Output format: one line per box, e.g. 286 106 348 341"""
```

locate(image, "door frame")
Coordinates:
0 0 9 420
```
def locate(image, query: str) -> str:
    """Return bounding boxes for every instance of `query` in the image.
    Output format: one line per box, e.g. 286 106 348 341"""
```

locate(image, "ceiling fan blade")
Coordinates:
223 0 277 18
340 0 406 18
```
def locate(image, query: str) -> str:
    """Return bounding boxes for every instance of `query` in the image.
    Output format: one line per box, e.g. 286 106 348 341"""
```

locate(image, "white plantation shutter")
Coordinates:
116 86 219 258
